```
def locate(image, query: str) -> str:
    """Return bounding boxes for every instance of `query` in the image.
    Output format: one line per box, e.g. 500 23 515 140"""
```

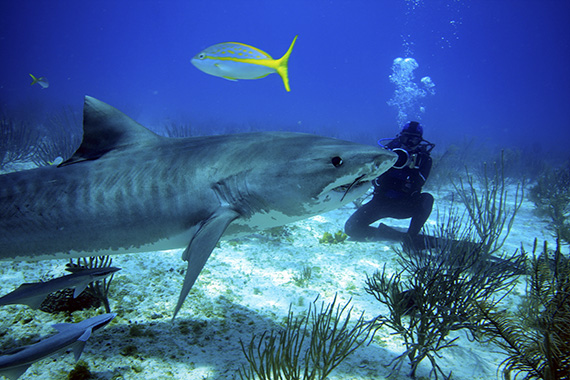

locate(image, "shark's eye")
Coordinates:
198 53 206 59
331 156 343 168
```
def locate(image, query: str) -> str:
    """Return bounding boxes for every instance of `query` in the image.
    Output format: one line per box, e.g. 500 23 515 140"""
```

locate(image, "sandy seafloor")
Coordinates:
0 177 554 380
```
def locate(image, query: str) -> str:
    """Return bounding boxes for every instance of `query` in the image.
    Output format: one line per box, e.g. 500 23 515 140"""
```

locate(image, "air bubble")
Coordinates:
387 58 436 126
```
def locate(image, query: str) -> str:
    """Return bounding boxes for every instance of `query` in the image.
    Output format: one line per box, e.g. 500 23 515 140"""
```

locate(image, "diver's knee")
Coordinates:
344 217 357 237
421 193 434 210
344 212 365 237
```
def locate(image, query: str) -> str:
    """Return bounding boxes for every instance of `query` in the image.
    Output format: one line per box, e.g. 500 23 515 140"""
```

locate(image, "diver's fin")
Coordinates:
172 207 239 319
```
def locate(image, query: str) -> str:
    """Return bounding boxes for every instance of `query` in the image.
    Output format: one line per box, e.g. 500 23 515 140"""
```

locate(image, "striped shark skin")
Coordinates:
0 96 397 318
0 313 116 380
0 267 120 309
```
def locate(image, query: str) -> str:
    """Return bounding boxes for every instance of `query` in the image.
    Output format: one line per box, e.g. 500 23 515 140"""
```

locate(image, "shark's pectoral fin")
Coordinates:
172 207 240 319
72 282 90 298
0 283 47 310
23 295 47 310
71 328 92 361
0 365 30 380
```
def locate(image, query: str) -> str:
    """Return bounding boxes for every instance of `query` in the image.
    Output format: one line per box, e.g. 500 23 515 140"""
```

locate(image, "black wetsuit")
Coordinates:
345 138 434 240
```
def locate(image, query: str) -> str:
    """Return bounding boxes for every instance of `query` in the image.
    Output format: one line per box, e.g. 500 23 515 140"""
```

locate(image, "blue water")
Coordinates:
1 0 569 153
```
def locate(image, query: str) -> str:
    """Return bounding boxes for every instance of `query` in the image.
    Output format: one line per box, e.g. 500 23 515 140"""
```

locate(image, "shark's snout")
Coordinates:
372 149 398 175
331 148 396 199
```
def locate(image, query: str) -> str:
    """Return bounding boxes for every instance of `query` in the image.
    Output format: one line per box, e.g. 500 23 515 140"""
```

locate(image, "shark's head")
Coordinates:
221 132 397 233
61 313 117 333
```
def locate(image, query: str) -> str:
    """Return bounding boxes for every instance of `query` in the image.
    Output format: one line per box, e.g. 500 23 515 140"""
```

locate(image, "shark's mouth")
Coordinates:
335 174 367 202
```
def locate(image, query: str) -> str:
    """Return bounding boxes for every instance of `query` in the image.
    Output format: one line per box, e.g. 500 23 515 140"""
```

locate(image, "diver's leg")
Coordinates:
407 193 434 236
344 196 390 241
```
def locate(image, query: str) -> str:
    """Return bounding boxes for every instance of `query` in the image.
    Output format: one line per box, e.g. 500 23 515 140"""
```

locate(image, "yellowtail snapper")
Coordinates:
29 74 49 89
191 35 298 91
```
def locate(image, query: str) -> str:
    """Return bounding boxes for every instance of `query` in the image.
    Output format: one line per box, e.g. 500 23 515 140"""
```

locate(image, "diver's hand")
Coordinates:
392 148 410 169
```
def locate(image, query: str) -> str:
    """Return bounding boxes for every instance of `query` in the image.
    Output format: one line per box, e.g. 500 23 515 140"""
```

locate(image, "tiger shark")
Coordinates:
0 96 396 318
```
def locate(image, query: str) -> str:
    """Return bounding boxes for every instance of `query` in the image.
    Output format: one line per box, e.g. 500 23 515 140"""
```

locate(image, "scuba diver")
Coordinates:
344 121 435 241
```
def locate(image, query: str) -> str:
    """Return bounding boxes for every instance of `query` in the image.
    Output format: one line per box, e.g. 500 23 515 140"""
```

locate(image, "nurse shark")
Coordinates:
0 96 396 318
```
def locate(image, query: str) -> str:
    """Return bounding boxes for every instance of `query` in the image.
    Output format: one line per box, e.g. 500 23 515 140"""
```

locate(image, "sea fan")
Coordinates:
475 240 570 380
365 209 524 379
238 295 373 380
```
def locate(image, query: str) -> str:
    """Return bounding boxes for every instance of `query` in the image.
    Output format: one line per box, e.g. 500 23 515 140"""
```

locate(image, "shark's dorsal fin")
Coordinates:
61 96 161 166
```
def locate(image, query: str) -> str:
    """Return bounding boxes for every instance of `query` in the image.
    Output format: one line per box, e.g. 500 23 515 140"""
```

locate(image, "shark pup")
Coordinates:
0 96 396 317
0 313 116 380
0 266 120 309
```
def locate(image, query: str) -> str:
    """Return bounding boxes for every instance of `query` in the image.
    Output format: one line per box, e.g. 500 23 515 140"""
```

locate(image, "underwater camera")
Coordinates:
377 136 434 170
392 148 418 169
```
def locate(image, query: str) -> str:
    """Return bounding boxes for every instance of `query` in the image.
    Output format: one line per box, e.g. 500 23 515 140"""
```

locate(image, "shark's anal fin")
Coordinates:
172 207 240 319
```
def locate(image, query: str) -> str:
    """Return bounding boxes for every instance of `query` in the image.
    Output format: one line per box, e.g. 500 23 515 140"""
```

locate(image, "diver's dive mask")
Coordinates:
399 133 422 149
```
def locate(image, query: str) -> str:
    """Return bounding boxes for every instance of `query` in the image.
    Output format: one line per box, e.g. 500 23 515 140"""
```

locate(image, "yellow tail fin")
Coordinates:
276 35 298 92
29 73 39 86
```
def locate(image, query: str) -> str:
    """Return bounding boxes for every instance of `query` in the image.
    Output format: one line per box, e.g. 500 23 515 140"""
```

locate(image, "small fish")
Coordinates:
191 35 298 91
0 313 116 380
0 267 120 310
29 74 49 89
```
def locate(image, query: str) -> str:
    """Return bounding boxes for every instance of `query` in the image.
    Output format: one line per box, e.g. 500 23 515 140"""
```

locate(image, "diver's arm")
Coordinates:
418 154 432 184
